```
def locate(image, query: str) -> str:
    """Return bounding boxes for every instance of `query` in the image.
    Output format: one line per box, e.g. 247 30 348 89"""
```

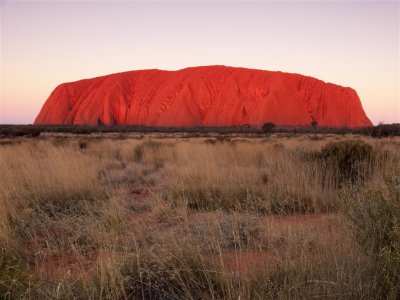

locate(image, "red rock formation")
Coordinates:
35 66 372 127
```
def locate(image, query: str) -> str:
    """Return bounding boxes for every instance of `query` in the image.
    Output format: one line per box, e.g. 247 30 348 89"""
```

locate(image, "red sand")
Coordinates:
35 65 372 128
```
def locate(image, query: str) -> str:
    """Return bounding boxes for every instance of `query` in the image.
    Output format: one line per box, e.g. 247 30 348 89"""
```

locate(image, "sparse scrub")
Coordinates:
123 236 231 299
261 122 276 134
204 138 217 144
311 139 374 185
132 140 175 168
0 246 29 299
162 142 338 214
133 140 163 161
78 139 89 150
0 135 398 299
343 169 400 298
188 212 263 250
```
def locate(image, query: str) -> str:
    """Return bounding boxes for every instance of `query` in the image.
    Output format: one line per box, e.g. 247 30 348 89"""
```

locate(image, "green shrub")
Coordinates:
204 138 217 145
52 138 69 147
344 170 400 298
311 118 318 130
316 140 374 184
163 185 270 213
261 122 276 134
0 246 28 299
78 140 88 150
0 140 20 147
216 136 231 143
188 213 262 250
359 123 400 138
123 238 229 299
133 140 163 162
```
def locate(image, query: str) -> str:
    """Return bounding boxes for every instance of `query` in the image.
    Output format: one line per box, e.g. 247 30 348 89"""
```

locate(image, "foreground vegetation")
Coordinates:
0 134 399 299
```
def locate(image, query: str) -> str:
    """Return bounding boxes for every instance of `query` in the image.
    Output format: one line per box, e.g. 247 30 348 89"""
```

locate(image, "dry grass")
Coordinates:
0 134 399 299
160 141 339 213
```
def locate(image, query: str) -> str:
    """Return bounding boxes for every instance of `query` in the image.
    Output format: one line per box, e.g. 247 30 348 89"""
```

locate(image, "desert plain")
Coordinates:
0 130 399 299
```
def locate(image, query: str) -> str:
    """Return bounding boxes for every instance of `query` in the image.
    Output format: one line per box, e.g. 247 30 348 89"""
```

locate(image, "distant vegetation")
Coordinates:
311 118 318 131
0 123 399 138
0 133 399 299
261 122 276 133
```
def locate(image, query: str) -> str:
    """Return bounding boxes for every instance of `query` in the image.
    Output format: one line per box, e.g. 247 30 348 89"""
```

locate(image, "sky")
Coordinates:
0 0 399 125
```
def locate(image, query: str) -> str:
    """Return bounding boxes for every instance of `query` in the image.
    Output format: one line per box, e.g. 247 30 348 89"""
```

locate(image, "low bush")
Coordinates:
359 123 400 138
344 170 400 298
78 139 88 150
163 184 269 213
314 140 374 184
123 237 230 299
188 212 263 250
204 138 217 145
133 140 163 162
0 246 29 299
261 122 276 134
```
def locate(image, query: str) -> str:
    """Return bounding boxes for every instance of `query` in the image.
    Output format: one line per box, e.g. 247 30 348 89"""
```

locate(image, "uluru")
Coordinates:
35 66 372 128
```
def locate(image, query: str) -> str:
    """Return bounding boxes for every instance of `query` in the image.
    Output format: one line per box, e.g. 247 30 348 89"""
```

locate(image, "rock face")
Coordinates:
35 66 372 127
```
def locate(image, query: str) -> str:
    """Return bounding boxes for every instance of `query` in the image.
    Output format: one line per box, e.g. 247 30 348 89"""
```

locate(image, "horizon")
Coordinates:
1 1 399 125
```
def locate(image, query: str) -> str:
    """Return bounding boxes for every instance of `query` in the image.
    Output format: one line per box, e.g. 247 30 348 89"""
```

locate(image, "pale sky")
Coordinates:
1 0 399 124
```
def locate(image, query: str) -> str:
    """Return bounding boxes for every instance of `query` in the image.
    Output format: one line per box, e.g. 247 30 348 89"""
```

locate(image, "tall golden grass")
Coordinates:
0 135 398 299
